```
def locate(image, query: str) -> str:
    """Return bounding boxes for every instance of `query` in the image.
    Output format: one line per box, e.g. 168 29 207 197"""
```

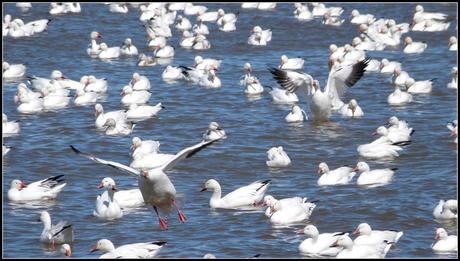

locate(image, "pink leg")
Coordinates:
51 239 56 251
153 206 168 230
172 200 187 222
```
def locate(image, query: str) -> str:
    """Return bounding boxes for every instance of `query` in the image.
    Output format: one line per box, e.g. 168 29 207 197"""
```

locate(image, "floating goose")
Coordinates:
87 31 102 57
285 105 308 123
162 65 184 81
403 37 427 54
74 88 98 106
130 73 151 91
98 43 121 59
202 122 227 141
93 177 123 220
298 225 346 256
94 103 127 129
2 113 20 136
388 86 413 105
266 146 291 167
120 85 151 105
39 210 74 247
138 53 156 67
126 103 164 120
339 99 363 118
120 38 138 56
269 199 316 225
279 55 304 70
353 223 404 245
432 228 457 252
447 67 457 89
331 235 393 258
103 118 136 136
317 162 356 186
354 162 397 187
433 200 457 220
90 239 166 258
3 61 26 79
8 175 66 201
449 36 457 51
405 78 434 94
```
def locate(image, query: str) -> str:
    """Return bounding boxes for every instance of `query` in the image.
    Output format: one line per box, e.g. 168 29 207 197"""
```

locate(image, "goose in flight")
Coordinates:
269 58 369 121
70 138 219 230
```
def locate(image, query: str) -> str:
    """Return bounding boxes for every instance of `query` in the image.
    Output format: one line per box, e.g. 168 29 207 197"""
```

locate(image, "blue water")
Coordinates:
3 2 457 259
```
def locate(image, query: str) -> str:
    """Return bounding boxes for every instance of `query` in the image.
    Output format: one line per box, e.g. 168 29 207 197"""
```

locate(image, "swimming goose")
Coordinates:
168 3 186 11
267 86 299 104
131 137 161 158
404 78 433 94
433 200 457 220
94 103 127 129
120 86 151 105
447 67 457 89
449 36 457 51
147 31 168 49
16 2 32 12
192 34 211 50
8 175 66 201
263 195 310 217
175 15 192 31
241 63 264 95
354 162 397 186
317 162 356 186
130 73 151 91
353 223 404 245
285 105 308 122
248 26 272 45
352 37 384 52
403 37 427 54
298 225 346 256
39 211 74 247
413 5 447 23
180 31 195 48
162 65 185 81
3 61 26 79
421 19 450 32
184 3 207 16
269 200 316 225
2 113 20 136
74 88 98 106
258 3 277 10
194 56 222 71
103 118 136 136
350 9 374 24
98 43 121 59
198 69 221 88
84 75 108 93
322 12 345 26
120 38 138 56
94 177 123 220
87 31 102 57
387 116 413 136
201 179 271 210
373 125 413 144
216 9 238 26
432 228 457 252
91 239 166 258
339 99 364 118
388 86 413 105
108 3 128 13
197 9 219 22
266 146 291 167
153 40 174 58
138 53 156 67
193 18 210 35
294 3 313 21
202 122 227 141
71 138 219 230
15 83 42 103
49 3 68 15
241 3 259 9
331 235 393 258
16 95 44 114
379 59 401 74
279 55 304 70
126 103 164 120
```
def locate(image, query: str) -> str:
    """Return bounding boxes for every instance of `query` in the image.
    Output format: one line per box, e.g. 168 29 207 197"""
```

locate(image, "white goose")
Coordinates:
94 177 123 220
8 175 66 201
3 62 26 79
388 86 413 105
380 59 401 74
137 53 156 67
192 34 211 50
108 3 128 13
433 200 457 220
71 138 219 230
241 63 264 95
162 65 184 81
257 3 277 10
2 113 20 136
285 105 308 123
353 223 404 245
350 9 374 24
94 103 127 129
192 18 210 35
392 67 411 86
16 94 44 114
153 40 174 58
184 3 207 16
85 75 108 93
298 225 346 256
339 99 364 118
120 38 138 56
322 13 345 26
432 228 457 252
39 211 74 247
87 31 102 57
202 122 227 142
279 55 304 70
130 73 151 91
201 179 271 210
175 15 192 31
180 30 195 48
103 118 136 136
413 5 447 23
263 195 309 217
373 125 413 144
405 78 434 94
403 37 427 54
199 69 221 88
268 86 299 104
266 146 291 167
131 137 161 159
447 67 457 89
120 86 151 105
354 162 397 187
90 239 166 258
16 2 32 12
331 235 393 258
248 26 272 46
269 199 316 225
126 103 164 120
357 139 405 159
317 162 356 186
446 120 457 143
294 3 313 21
449 36 457 51
197 10 219 22
98 43 121 59
74 88 98 106
194 56 222 71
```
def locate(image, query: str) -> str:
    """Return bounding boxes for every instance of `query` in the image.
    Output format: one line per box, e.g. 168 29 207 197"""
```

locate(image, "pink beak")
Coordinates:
352 228 360 235
97 183 104 189
20 182 27 189
352 167 358 172
296 229 305 234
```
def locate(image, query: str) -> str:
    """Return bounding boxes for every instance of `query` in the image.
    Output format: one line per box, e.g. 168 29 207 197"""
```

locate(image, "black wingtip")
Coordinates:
152 241 167 246
392 140 411 146
185 139 218 159
252 254 261 258
333 231 348 236
410 129 415 136
52 224 72 237
70 145 81 154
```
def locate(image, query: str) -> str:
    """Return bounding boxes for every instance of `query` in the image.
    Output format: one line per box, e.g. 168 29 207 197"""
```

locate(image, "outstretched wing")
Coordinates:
268 68 313 94
325 58 369 106
161 139 219 172
70 145 140 177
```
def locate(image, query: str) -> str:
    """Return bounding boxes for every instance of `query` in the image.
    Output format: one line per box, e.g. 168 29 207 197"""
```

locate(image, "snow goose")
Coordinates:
49 3 68 15
138 53 156 67
331 235 393 258
404 77 433 94
180 66 206 84
201 179 271 209
91 239 166 258
85 75 108 93
413 5 447 23
184 3 207 16
147 30 167 49
363 59 381 72
197 9 219 22
270 58 369 119
70 138 219 230
199 68 221 88
162 65 185 81
131 137 161 158
258 3 277 10
94 103 127 129
193 18 210 35
311 3 327 17
94 177 123 220
373 125 413 144
354 162 397 187
16 18 50 34
180 30 195 48
269 200 316 225
294 3 313 21
380 59 401 74
64 3 81 13
388 86 413 105
168 3 186 11
16 2 32 12
357 139 405 159
98 43 121 59
279 55 304 70
192 34 211 50
194 56 222 71
422 19 450 32
3 61 26 79
130 73 151 91
350 9 374 24
120 86 151 105
42 85 71 110
74 88 98 106
103 118 136 136
433 200 457 220
339 99 364 118
8 175 66 202
109 3 128 13
343 45 365 63
218 18 237 32
387 116 413 136
39 211 74 247
87 31 102 57
120 38 138 56
449 36 457 51
130 149 175 170
241 63 264 95
216 9 238 25
2 113 20 136
241 3 259 9
298 225 347 256
352 37 384 52
263 195 310 217
266 146 291 167
447 120 457 144
317 162 356 186
126 103 164 120
175 15 192 31
403 37 427 54
322 12 344 26
285 105 308 123
17 95 43 114
267 86 299 104
432 228 457 252
153 40 174 58
202 122 227 141
447 67 457 89
61 244 72 257
353 223 403 245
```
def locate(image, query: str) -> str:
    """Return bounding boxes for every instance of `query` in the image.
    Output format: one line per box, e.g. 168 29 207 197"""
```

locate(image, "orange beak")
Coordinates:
20 182 27 189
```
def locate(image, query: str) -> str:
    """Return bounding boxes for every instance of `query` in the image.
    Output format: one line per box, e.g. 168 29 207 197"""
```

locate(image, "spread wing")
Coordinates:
268 67 313 94
161 139 218 172
70 145 140 177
